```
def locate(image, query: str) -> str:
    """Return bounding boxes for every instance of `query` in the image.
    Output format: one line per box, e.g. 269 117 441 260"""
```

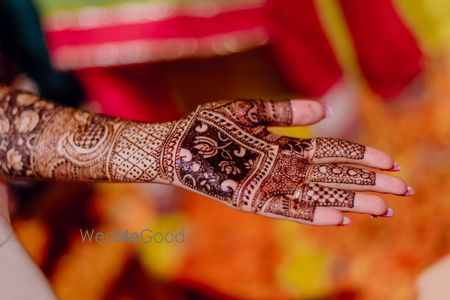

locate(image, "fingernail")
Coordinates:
381 208 394 217
323 104 333 119
405 186 415 196
388 163 401 172
338 216 351 226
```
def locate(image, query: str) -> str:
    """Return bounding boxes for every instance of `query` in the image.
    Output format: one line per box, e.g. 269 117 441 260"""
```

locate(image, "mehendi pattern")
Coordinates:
169 100 371 221
0 87 376 223
313 138 365 160
307 163 376 185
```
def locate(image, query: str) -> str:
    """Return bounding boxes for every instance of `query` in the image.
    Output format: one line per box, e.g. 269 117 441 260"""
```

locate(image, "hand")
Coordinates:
165 99 411 225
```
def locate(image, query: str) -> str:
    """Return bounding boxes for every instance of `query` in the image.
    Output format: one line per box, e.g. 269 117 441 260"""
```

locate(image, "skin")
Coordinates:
0 182 57 299
0 86 411 226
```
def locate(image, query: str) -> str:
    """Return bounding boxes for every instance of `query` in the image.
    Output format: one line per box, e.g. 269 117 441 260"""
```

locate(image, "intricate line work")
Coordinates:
263 195 316 221
313 138 365 160
0 89 381 224
175 119 261 202
308 164 376 185
107 122 175 182
0 86 175 182
0 87 56 177
300 183 354 208
170 100 373 222
214 99 293 127
278 137 314 158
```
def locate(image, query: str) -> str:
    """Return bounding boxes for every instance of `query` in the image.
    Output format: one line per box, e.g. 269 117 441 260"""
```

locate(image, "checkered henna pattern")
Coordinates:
0 88 375 223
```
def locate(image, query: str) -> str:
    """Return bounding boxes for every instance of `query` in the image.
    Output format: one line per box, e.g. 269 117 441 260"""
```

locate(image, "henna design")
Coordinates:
300 183 354 208
278 137 314 158
0 88 376 223
0 86 175 182
0 87 56 177
107 122 176 182
171 100 365 221
175 119 261 203
260 183 354 222
307 164 376 185
313 138 365 160
263 195 316 221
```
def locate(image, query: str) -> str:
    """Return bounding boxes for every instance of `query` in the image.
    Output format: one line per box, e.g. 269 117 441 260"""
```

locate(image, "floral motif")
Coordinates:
279 138 314 157
16 93 38 106
193 136 219 158
0 116 9 134
0 139 7 152
14 110 39 133
6 148 23 171
219 161 241 175
176 120 260 202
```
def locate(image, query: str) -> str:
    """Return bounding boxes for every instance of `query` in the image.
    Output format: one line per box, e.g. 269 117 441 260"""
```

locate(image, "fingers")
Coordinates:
302 183 390 216
311 207 348 225
308 138 396 170
289 99 330 126
260 206 347 226
257 194 348 226
334 193 390 216
255 99 329 126
308 163 409 195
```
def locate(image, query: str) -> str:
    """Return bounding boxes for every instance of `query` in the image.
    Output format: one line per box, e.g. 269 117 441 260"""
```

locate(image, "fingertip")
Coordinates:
354 193 388 216
290 99 327 126
376 173 409 195
364 146 395 170
313 207 344 226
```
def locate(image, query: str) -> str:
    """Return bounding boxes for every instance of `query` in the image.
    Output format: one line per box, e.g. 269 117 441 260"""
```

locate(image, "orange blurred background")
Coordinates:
2 0 450 299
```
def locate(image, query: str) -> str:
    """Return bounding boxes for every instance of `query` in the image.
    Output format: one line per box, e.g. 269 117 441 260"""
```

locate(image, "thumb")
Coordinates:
255 99 331 126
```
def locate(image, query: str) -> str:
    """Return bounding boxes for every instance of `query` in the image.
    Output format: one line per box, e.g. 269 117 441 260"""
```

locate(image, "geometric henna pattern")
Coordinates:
0 87 375 223
262 183 354 222
171 100 368 221
108 122 175 182
263 195 316 221
307 164 376 185
313 138 365 160
301 183 354 208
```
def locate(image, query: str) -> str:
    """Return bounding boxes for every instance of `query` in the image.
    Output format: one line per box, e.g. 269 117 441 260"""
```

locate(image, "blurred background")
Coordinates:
1 0 450 299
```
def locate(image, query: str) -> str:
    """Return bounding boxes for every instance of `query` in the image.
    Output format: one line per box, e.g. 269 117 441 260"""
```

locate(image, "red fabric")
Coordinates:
266 0 343 97
43 0 424 116
339 0 423 98
45 7 265 51
76 65 180 123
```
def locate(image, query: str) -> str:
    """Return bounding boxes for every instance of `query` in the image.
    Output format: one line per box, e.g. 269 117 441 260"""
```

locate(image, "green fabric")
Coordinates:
33 0 222 16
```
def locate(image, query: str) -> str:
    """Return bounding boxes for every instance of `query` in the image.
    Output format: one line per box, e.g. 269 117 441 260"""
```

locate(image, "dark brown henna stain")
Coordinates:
307 163 376 185
263 195 316 221
0 87 57 177
174 119 261 203
313 138 365 160
0 86 175 182
170 100 376 222
108 122 176 182
0 89 376 223
278 137 314 158
300 183 354 208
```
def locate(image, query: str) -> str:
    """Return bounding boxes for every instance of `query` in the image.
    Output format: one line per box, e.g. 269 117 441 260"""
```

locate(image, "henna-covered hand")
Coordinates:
167 99 411 225
0 87 411 225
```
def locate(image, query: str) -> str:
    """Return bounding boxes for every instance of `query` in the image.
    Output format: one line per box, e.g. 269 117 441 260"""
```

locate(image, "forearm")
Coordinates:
0 86 175 183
